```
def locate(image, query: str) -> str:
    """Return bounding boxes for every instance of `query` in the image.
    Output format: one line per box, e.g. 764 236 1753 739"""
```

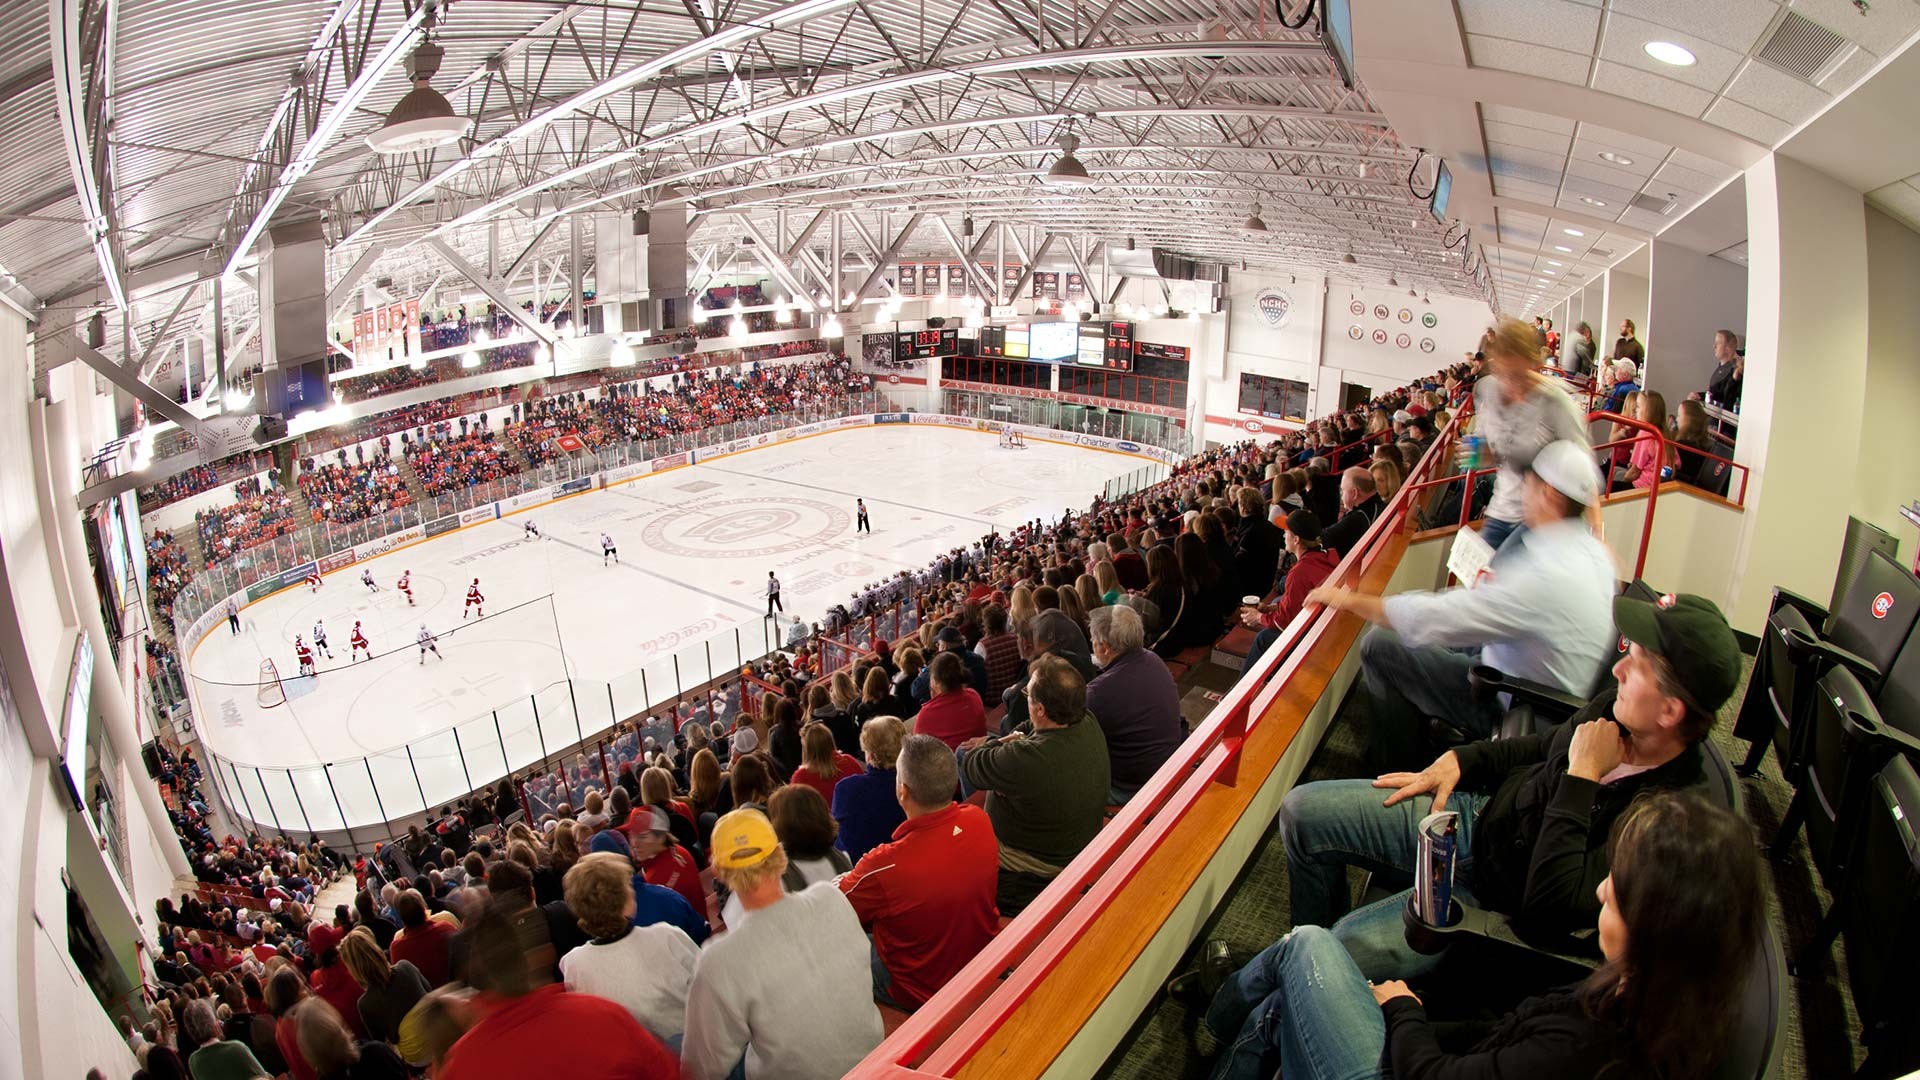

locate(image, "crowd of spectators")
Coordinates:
145 529 194 625
334 342 543 404
296 443 413 525
196 477 300 566
405 421 519 497
140 464 222 511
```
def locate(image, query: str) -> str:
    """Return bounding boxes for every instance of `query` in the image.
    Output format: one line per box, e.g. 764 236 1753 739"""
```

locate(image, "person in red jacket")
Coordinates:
386 889 456 988
840 734 1000 1010
303 925 369 1038
908 652 986 749
626 806 709 920
790 721 864 805
1237 510 1339 675
440 899 679 1080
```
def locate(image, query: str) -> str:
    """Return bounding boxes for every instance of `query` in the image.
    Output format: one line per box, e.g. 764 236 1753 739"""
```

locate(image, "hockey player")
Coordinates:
464 579 485 619
601 531 619 565
350 621 371 662
417 624 444 664
361 568 380 592
312 619 333 659
523 519 541 541
397 570 414 606
294 636 316 677
305 570 323 593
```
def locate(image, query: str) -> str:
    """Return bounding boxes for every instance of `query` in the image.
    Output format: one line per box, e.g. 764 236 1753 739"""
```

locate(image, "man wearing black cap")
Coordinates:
1237 510 1338 673
1256 590 1741 986
909 624 989 700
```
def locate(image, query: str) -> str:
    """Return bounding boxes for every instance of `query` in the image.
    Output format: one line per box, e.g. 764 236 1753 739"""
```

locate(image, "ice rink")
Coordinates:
187 424 1141 825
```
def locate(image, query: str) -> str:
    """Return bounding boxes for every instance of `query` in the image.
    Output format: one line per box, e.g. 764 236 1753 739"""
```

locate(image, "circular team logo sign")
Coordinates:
1349 299 1365 317
1422 311 1438 328
887 373 901 384
1347 325 1364 340
1256 289 1294 328
1398 308 1413 323
1371 328 1389 345
1244 417 1263 433
1395 333 1412 349
1419 337 1436 353
1373 304 1390 321
1873 591 1895 619
640 496 851 558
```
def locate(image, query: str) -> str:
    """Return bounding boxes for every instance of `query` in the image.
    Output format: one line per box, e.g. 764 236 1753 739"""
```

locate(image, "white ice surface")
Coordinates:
186 425 1139 828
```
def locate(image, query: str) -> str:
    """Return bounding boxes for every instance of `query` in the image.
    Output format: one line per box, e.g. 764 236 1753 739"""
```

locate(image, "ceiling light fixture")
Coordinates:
1643 41 1697 66
1241 202 1269 233
1564 228 1586 237
1580 197 1607 207
1598 151 1634 166
1553 245 1573 252
366 38 469 154
1341 251 1357 264
1043 132 1095 186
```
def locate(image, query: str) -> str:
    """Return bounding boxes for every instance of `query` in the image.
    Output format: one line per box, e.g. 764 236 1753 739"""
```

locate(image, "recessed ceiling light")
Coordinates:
1545 260 1562 266
1553 245 1573 252
1598 151 1634 166
1580 196 1607 207
1564 228 1585 237
1644 41 1697 67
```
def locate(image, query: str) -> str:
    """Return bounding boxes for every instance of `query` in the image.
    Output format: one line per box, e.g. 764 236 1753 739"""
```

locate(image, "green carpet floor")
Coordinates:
1098 654 1866 1079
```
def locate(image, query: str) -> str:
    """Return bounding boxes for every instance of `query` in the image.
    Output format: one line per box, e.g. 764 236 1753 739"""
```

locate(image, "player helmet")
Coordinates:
295 635 303 643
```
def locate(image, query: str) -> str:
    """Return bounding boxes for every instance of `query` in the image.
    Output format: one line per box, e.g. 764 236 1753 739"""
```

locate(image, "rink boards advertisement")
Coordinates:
318 550 358 574
557 476 597 496
355 524 424 561
460 505 499 526
497 487 555 514
425 514 460 539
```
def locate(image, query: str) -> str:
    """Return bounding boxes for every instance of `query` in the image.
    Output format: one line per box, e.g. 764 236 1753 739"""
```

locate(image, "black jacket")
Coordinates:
1232 516 1285 599
1321 495 1384 557
1707 358 1743 409
1454 690 1705 936
1308 473 1342 524
1382 987 1645 1080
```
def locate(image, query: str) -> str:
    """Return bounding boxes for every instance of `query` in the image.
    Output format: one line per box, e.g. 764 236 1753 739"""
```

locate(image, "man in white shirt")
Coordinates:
1308 440 1616 773
681 809 882 1080
559 851 699 1047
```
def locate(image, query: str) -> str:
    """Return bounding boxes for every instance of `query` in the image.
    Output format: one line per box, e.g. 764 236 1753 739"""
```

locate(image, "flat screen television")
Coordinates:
1028 321 1078 363
1320 0 1355 89
1430 160 1452 222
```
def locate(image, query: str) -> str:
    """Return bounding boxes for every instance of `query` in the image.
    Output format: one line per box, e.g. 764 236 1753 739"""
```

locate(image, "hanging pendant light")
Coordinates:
1044 133 1095 186
366 39 468 155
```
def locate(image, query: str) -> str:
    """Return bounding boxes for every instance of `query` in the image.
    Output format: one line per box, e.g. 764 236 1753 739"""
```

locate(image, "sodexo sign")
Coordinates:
1256 289 1294 328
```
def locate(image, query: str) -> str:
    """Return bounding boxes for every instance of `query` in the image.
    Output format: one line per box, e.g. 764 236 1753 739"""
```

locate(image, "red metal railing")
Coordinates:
847 405 1474 1077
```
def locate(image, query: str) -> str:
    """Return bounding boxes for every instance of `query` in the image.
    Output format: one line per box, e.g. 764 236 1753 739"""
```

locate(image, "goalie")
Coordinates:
998 428 1027 449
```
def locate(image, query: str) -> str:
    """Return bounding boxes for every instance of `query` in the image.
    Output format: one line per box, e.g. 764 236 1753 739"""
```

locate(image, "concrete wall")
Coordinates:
1645 241 1747 405
1855 206 1920 561
1602 268 1650 359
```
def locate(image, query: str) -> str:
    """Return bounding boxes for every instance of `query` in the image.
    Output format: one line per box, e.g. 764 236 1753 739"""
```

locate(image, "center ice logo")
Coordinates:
642 497 851 558
685 508 801 544
1256 289 1293 328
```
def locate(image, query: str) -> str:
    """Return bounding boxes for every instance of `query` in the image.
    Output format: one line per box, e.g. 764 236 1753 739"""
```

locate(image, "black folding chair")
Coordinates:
1464 579 1659 742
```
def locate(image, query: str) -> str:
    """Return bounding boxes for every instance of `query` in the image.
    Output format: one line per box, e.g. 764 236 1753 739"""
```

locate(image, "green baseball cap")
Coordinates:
1612 592 1741 712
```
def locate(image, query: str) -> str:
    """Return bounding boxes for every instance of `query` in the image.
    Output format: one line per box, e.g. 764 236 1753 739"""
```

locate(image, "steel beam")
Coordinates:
851 213 924 302
50 0 127 310
327 242 388 317
53 332 205 434
426 238 560 348
931 217 998 298
733 217 820 310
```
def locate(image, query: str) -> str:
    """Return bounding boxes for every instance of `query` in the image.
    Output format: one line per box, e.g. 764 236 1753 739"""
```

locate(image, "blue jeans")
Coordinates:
1358 628 1502 775
1203 926 1388 1080
1478 516 1520 552
1242 626 1282 674
1277 778 1486 981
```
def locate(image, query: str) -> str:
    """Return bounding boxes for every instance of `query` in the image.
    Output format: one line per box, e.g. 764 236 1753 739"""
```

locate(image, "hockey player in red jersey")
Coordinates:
305 570 322 593
397 570 414 606
294 636 316 676
350 622 371 662
464 579 485 619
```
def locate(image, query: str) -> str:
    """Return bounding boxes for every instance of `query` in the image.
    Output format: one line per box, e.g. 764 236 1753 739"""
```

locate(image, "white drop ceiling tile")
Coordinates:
1556 195 1629 223
1590 61 1717 117
1595 15 1748 92
1572 122 1676 162
1465 35 1591 85
1817 45 1880 96
1483 121 1573 154
1789 0 1920 54
1607 0 1780 52
1456 0 1604 53
1566 146 1659 181
1618 206 1674 232
1702 96 1794 144
1596 234 1642 256
1489 158 1566 189
1557 173 1642 206
1651 161 1722 197
1667 148 1742 182
1725 58 1835 123
1490 176 1562 201
1488 142 1575 173
1497 206 1553 231
1479 105 1579 135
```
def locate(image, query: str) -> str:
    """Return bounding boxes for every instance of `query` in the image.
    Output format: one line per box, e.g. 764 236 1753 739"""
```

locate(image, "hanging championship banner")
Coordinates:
923 264 945 296
946 264 967 296
1065 273 1087 301
898 264 917 296
1032 272 1060 300
1003 264 1023 295
351 298 420 364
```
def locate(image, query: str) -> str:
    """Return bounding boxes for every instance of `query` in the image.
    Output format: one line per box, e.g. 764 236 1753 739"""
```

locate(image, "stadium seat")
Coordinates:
1695 456 1735 499
1777 666 1920 866
1822 756 1920 1077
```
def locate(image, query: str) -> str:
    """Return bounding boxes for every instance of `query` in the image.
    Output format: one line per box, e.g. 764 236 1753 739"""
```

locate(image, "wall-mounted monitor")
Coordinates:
1028 321 1078 362
1320 0 1355 89
58 634 94 811
1430 160 1452 222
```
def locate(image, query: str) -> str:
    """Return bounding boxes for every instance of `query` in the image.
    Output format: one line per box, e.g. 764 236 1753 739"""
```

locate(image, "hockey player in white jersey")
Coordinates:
417 625 444 664
601 532 619 565
312 619 333 659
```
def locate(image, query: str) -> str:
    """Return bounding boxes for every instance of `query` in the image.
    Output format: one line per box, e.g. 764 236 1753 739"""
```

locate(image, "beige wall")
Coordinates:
1855 206 1920 562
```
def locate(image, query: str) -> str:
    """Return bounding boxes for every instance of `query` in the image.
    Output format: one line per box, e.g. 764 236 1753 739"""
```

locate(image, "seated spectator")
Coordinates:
385 890 455 989
1276 590 1740 981
559 852 700 1048
1619 389 1673 492
911 652 987 749
1671 398 1715 485
181 999 269 1080
1238 510 1338 673
682 809 884 1080
1086 605 1184 804
959 655 1111 913
973 603 1025 702
294 998 410 1080
1200 793 1761 1080
1231 488 1284 598
910 626 990 701
337 927 428 1047
841 734 1000 1010
1309 441 1617 773
439 898 678 1079
623 807 707 925
768 784 852 891
267 969 318 1080
1601 358 1640 415
791 721 864 805
584 831 709 945
832 717 910 863
1319 467 1383 558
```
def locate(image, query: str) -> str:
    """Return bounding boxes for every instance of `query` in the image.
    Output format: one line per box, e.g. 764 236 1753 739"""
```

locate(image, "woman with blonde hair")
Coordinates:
1468 316 1592 551
1007 585 1037 632
294 997 409 1080
1057 585 1089 636
1093 560 1124 606
578 789 610 831
1075 572 1104 613
1369 459 1403 503
336 926 428 1046
548 819 582 878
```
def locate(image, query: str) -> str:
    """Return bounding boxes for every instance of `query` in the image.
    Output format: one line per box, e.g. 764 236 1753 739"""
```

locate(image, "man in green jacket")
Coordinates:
959 654 1111 912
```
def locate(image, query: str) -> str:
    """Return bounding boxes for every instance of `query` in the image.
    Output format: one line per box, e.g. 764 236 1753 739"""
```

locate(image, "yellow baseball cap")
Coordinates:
710 808 780 870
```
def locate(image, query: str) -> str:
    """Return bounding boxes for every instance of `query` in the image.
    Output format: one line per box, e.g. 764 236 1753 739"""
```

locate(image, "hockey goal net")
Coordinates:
998 429 1028 449
257 659 286 709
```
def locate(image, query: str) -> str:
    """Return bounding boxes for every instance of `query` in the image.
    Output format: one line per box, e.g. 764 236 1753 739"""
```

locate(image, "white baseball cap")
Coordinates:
1528 440 1601 506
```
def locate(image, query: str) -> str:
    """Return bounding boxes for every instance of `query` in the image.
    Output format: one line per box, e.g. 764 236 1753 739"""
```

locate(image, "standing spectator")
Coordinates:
958 655 1111 913
841 734 1000 1010
1473 318 1592 551
1086 606 1184 804
1567 321 1595 376
438 901 678 1079
1705 329 1743 410
1611 317 1644 366
559 852 700 1047
832 717 910 864
681 809 883 1080
386 890 455 989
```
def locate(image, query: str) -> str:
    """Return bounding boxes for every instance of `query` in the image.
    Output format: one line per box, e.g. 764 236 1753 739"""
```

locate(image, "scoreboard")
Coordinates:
893 327 959 360
970 321 1134 370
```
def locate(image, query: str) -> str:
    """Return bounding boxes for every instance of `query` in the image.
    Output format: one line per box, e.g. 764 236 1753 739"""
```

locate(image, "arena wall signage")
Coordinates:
558 476 597 496
651 452 690 472
460 505 499 526
497 487 556 514
355 525 424 561
425 514 460 538
874 413 912 424
318 550 358 575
